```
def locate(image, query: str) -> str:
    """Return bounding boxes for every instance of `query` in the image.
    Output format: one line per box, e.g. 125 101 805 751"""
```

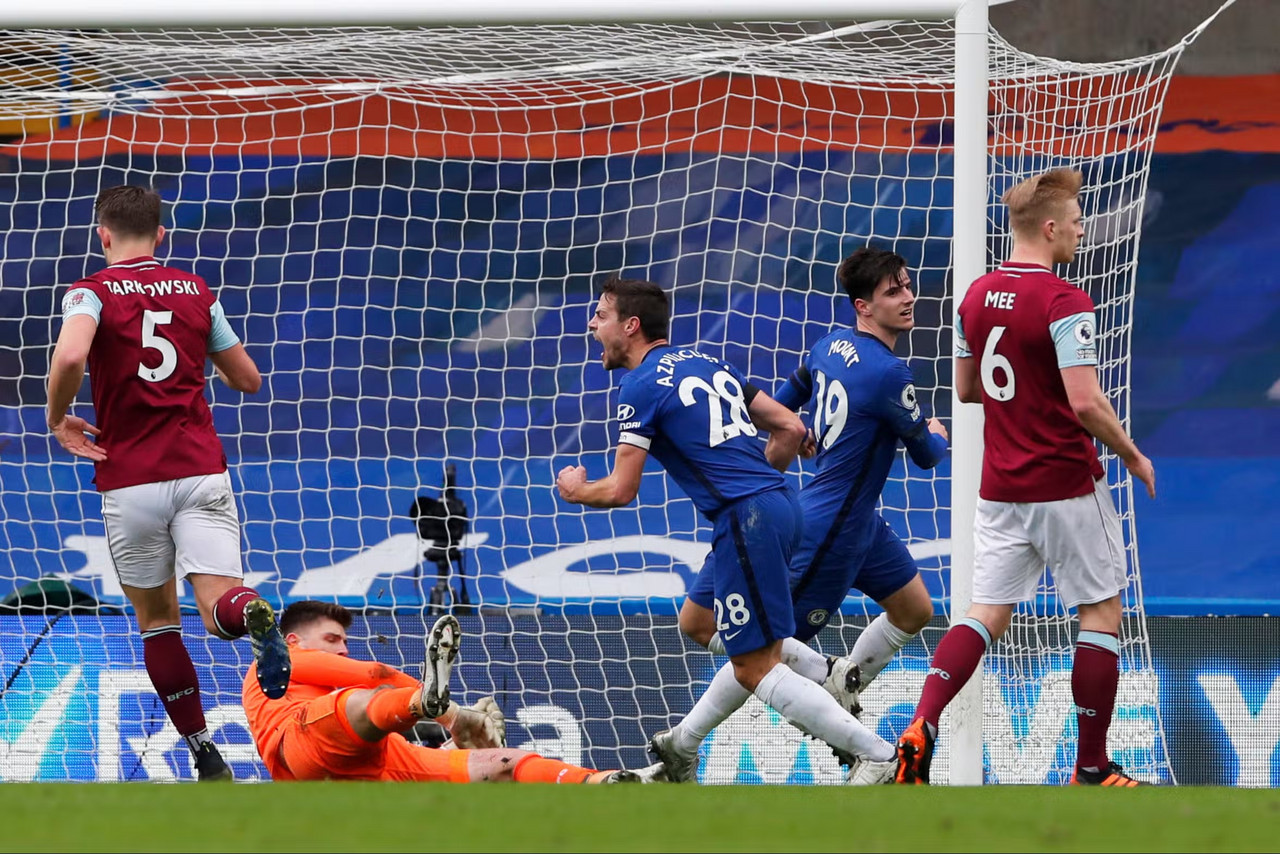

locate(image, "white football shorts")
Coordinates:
100 471 244 590
972 477 1127 609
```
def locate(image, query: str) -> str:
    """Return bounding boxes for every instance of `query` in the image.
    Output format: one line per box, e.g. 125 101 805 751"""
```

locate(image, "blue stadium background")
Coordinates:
1 149 1277 616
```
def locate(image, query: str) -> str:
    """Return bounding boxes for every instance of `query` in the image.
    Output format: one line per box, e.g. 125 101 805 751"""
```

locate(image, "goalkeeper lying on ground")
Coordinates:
242 599 663 783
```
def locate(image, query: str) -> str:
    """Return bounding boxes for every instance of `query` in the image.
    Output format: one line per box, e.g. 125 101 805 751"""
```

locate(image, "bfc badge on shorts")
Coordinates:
807 609 829 626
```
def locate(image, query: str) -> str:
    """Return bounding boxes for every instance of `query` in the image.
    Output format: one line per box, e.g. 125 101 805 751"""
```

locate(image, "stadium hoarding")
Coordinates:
0 614 1275 786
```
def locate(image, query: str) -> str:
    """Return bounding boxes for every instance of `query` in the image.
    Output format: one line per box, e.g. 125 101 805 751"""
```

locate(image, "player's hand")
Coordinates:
799 428 817 459
1125 452 1156 499
447 696 507 749
49 415 107 461
556 464 588 502
926 417 949 442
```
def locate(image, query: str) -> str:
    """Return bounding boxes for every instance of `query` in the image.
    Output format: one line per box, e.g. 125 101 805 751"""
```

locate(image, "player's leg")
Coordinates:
172 472 290 700
650 557 747 781
655 500 843 781
896 498 1033 784
1031 479 1138 785
103 480 231 782
786 531 865 717
269 688 492 782
374 738 662 784
337 614 464 743
848 521 935 688
716 489 898 783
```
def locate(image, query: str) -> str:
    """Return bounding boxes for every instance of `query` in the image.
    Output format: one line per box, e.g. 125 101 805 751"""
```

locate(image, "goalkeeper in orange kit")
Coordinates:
242 600 664 783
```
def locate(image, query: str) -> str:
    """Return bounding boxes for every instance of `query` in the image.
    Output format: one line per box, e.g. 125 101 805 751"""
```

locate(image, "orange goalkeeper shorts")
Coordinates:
273 688 472 783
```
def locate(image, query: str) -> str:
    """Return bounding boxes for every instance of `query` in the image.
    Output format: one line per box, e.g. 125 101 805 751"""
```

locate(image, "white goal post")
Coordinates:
0 0 1226 785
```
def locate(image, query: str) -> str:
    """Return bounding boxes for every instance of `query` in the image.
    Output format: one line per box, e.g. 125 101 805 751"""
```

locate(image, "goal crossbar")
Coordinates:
1 0 968 29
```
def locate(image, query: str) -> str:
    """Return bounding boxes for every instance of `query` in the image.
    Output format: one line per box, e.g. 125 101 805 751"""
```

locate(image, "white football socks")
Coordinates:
754 663 895 762
850 613 915 686
780 636 830 683
670 661 749 756
672 635 880 760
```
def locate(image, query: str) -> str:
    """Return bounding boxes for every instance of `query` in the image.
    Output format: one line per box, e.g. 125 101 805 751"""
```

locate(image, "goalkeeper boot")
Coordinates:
193 742 233 782
631 761 670 783
418 614 460 719
845 756 896 785
648 729 699 783
1070 761 1144 787
245 598 291 701
587 769 641 783
894 716 935 785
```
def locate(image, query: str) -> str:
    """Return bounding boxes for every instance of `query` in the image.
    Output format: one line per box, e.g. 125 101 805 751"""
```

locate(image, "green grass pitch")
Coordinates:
4 783 1278 852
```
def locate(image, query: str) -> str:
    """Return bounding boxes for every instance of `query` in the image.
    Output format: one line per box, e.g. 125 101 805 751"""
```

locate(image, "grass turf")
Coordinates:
4 783 1278 853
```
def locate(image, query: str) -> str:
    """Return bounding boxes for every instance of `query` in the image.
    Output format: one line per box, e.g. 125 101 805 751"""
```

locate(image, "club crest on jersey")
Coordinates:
616 404 635 421
899 384 921 420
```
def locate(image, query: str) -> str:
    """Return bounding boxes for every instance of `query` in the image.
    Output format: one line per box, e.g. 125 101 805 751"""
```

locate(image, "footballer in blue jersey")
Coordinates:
560 276 904 786
769 248 947 716
775 248 949 654
556 277 808 661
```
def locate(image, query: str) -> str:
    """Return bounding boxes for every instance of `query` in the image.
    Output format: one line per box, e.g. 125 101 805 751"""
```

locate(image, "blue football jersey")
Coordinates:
615 345 787 518
777 329 945 526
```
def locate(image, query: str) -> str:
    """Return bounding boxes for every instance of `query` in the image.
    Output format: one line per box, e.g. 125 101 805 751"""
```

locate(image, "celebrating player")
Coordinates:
557 276 900 784
648 248 949 783
894 168 1157 786
45 185 291 782
242 600 659 783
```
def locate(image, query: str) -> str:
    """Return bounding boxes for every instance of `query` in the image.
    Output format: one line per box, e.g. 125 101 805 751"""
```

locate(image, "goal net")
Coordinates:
0 14 1196 783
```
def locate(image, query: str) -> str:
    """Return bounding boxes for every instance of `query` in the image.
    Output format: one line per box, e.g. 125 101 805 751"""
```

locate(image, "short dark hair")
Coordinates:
836 247 908 305
94 185 163 239
279 600 353 636
601 275 669 342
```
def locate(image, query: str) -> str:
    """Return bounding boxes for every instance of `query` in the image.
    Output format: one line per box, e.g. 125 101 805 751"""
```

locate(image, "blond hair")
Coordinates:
1002 168 1082 236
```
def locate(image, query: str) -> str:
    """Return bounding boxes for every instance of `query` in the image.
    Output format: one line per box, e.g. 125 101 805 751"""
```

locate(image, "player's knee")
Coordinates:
888 595 934 634
678 602 716 647
729 646 780 692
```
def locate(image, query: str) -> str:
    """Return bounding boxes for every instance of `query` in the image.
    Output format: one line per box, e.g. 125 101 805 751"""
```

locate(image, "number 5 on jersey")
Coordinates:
138 309 178 383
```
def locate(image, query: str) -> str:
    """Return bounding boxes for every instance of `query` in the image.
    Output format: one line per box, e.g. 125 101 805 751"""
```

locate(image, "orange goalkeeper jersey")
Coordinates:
242 648 418 767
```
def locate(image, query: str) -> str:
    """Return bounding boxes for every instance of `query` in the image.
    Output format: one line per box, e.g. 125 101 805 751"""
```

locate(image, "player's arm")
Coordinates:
1061 366 1155 498
953 313 982 403
772 363 813 412
1051 304 1155 498
556 443 647 508
46 309 106 462
289 648 420 690
745 386 807 472
882 365 949 470
954 357 981 404
207 299 261 393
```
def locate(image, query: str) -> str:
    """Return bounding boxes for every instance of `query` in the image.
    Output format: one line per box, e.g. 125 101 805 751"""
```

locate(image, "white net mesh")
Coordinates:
0 19 1188 783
